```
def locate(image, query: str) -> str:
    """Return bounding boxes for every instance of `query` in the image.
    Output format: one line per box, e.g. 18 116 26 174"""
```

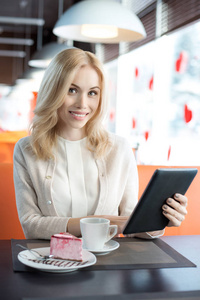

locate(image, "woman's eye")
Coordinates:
89 90 98 96
69 88 77 94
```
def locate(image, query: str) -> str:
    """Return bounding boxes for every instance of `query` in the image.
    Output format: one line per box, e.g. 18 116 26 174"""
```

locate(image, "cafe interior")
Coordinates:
0 0 200 299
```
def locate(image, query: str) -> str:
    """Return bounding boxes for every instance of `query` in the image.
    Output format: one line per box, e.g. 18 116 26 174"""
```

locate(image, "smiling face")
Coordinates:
57 65 101 141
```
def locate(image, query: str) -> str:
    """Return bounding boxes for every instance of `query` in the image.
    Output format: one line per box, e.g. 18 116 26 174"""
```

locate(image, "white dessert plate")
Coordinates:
18 247 96 273
83 240 120 255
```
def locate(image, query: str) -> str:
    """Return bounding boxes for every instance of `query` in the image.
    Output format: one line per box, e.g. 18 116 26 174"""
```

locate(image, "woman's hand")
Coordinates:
162 193 188 227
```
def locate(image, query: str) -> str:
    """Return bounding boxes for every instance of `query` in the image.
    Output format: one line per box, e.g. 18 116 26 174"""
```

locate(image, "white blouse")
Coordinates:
52 136 99 218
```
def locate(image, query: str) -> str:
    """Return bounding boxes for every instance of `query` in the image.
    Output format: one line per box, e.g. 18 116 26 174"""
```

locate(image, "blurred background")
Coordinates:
0 0 200 165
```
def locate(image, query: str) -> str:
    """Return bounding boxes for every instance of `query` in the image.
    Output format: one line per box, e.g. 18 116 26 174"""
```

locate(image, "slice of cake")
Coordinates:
50 232 83 261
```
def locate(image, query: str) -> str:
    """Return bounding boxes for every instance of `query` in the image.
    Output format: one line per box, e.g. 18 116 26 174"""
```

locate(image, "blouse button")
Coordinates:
47 200 52 205
45 175 52 179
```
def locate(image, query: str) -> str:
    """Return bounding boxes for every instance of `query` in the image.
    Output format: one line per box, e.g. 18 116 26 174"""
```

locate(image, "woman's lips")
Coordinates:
69 111 89 120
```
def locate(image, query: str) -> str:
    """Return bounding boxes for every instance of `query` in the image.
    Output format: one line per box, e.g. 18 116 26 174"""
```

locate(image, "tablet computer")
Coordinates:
123 168 198 235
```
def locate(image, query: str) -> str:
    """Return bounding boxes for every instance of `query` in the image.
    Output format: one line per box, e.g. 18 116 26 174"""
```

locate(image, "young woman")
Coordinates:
13 48 187 239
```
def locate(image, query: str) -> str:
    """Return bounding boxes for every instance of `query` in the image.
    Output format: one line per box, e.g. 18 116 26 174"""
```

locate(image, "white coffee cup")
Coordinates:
80 218 118 250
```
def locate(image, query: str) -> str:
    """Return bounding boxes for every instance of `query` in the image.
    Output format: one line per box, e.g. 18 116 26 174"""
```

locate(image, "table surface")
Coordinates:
1 235 200 300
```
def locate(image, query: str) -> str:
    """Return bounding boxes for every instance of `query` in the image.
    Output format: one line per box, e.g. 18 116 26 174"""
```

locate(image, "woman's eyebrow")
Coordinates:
90 86 100 90
71 83 79 88
71 83 100 90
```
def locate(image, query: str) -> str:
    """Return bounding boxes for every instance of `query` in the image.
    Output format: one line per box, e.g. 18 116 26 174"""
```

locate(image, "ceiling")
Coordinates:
0 0 95 86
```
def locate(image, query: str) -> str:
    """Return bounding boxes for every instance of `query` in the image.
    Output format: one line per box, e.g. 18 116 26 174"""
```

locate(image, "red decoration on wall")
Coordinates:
144 131 149 141
135 67 139 78
149 76 154 90
132 118 136 129
184 104 193 123
175 51 188 73
167 145 171 161
109 108 115 122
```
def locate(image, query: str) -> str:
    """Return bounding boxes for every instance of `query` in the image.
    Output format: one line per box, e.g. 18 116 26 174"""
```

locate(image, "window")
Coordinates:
108 20 200 165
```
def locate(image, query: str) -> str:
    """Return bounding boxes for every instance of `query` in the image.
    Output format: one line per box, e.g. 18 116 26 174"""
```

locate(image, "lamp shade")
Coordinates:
28 42 73 68
53 0 146 43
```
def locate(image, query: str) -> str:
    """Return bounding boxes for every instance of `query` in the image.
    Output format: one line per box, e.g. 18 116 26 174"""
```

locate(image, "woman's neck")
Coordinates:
58 128 87 141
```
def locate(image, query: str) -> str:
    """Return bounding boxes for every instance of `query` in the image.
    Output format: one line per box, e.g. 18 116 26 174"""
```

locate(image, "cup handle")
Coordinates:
105 225 118 243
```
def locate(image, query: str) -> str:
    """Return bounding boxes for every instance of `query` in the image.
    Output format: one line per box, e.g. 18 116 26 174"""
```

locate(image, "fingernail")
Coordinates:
163 205 168 209
175 193 179 199
167 198 172 204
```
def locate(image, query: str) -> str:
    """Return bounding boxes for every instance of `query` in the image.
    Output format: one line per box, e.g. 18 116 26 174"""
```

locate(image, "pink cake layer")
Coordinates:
50 233 83 261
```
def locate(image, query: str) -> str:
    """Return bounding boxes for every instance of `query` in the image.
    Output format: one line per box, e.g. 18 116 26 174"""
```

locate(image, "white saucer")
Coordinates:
83 240 120 255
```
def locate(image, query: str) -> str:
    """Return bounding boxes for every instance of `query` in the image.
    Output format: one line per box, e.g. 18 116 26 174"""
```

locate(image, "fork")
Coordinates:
16 244 54 260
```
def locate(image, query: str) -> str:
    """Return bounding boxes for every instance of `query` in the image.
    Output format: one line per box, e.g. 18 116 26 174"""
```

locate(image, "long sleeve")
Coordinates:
13 138 69 240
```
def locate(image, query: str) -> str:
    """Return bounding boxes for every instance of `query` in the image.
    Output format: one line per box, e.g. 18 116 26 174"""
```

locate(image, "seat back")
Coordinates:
0 143 15 163
0 163 25 239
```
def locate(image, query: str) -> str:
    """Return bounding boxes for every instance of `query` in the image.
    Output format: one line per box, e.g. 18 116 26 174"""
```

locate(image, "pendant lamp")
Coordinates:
53 0 146 43
28 42 73 68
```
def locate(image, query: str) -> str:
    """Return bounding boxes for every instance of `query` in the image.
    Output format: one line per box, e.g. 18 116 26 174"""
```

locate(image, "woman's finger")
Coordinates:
163 209 183 227
162 200 186 227
164 197 187 215
174 193 188 206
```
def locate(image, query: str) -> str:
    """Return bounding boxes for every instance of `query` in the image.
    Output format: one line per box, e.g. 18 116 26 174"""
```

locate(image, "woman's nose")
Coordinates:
76 93 87 108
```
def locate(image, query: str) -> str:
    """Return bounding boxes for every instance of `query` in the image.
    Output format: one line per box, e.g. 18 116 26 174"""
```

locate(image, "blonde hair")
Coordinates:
29 48 111 160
